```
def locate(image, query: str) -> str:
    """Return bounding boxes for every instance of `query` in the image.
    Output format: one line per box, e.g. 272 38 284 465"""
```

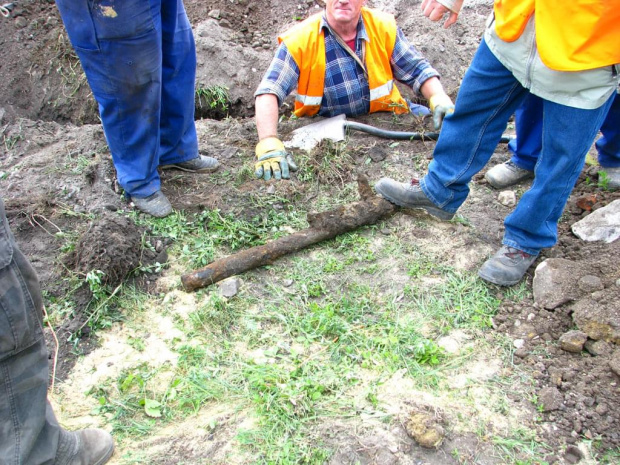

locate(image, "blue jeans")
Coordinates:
56 0 199 198
509 92 620 171
0 198 61 464
595 93 620 168
420 39 614 255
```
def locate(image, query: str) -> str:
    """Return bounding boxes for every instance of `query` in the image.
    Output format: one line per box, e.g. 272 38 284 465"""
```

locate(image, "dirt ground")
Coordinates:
1 1 619 464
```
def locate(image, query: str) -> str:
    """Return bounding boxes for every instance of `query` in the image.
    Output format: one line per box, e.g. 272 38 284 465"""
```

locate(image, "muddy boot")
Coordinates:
478 246 538 286
374 177 454 221
55 428 114 465
161 155 219 172
601 166 620 189
484 161 534 189
130 190 172 218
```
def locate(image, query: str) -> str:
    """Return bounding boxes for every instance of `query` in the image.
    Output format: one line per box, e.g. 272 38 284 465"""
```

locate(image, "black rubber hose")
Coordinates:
344 121 514 144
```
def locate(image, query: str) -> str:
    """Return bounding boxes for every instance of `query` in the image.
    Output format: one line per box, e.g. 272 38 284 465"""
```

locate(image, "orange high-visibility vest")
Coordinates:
278 7 409 117
493 0 620 72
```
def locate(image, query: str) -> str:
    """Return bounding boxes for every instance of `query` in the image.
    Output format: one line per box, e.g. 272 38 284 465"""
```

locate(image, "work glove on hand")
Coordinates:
429 93 455 130
255 137 298 181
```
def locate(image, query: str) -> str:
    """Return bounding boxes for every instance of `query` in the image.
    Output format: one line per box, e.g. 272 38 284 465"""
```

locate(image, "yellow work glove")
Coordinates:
429 93 455 130
255 137 297 181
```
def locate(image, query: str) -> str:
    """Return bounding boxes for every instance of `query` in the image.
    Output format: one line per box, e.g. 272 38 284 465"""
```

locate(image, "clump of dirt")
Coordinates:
405 408 446 449
71 214 143 287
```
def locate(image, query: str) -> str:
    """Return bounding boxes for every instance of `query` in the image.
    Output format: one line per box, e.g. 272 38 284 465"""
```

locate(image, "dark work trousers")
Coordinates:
55 0 199 199
0 197 60 464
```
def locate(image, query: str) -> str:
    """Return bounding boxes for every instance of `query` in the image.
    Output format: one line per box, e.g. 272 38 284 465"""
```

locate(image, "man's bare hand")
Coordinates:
421 0 459 28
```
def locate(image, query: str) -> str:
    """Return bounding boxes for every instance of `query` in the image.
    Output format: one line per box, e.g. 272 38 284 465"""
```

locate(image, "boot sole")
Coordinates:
485 173 534 189
94 444 115 465
477 268 521 286
377 190 454 221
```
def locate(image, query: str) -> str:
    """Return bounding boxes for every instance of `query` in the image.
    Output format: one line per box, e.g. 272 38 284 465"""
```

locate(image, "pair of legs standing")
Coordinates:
487 92 620 189
375 39 614 285
55 0 218 217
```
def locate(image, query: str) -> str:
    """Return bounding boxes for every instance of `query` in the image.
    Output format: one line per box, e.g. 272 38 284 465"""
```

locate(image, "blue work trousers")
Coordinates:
0 198 61 464
55 0 198 198
509 92 620 171
420 39 614 256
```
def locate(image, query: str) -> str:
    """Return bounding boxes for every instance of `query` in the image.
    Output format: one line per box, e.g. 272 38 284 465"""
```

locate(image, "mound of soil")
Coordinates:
72 214 143 287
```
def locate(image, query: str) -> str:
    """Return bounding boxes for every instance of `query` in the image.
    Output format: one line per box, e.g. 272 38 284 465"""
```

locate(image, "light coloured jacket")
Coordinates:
437 0 619 109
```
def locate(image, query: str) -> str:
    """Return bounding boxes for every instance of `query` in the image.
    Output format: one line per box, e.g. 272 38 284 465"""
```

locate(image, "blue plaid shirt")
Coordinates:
255 15 440 117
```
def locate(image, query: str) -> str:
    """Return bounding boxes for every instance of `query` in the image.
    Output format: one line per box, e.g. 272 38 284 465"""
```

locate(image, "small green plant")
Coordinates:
598 169 611 190
86 269 107 301
195 85 230 115
3 133 23 151
3 119 24 151
492 427 552 465
592 444 620 464
78 270 125 335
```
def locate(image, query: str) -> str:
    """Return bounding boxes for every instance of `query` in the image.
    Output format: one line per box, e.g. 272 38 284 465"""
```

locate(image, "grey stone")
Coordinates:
584 339 612 356
577 275 604 293
437 336 460 354
571 199 620 243
218 277 242 297
498 190 516 207
533 259 584 309
559 330 588 353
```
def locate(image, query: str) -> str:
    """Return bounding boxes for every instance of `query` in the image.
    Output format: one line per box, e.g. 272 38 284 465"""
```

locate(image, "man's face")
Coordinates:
325 0 366 29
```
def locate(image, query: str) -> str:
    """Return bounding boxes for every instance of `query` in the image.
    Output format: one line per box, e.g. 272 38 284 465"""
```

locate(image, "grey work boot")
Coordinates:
478 245 538 286
374 177 454 221
55 428 114 465
161 155 219 172
600 166 620 189
485 160 534 189
131 190 173 218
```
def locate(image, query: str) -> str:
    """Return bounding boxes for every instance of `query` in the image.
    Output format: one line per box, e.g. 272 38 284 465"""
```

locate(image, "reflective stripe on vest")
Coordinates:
494 0 620 71
279 7 409 117
295 94 323 107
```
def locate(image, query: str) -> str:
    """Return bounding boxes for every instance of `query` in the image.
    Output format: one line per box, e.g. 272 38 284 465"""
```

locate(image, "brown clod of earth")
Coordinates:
404 410 445 449
72 214 142 287
575 194 597 212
